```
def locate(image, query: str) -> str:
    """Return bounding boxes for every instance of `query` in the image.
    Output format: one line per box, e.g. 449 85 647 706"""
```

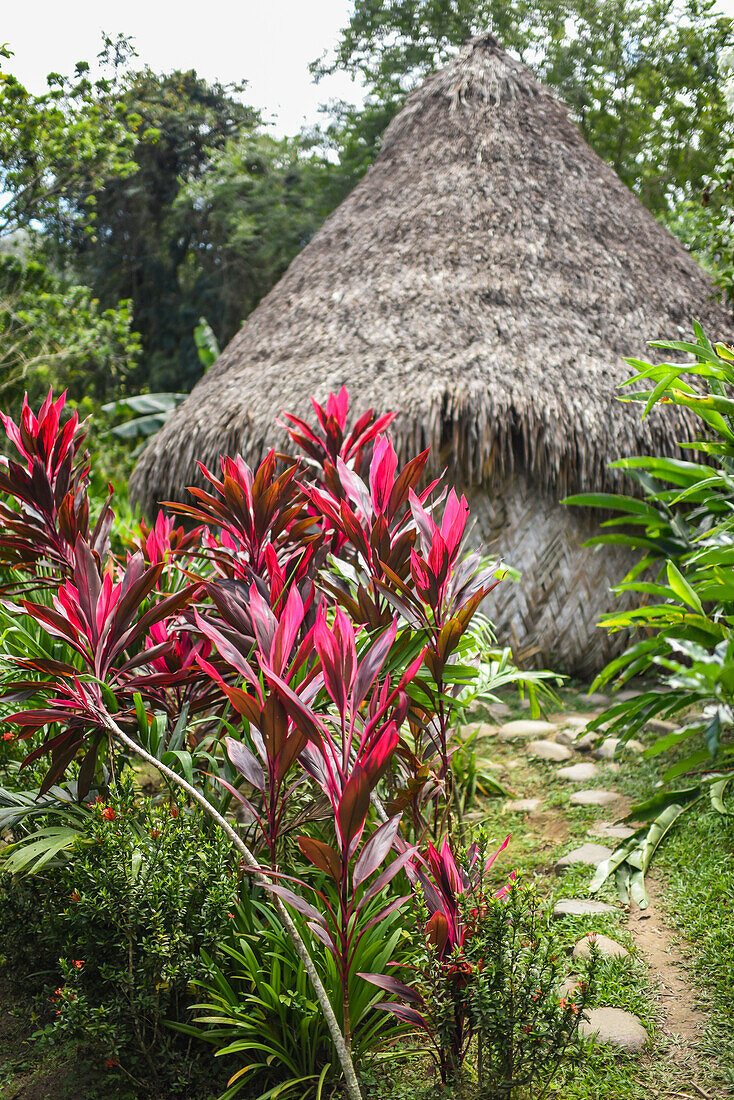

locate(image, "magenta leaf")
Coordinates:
225 736 265 792
353 814 402 888
263 883 328 928
336 765 370 853
375 1003 431 1032
359 972 424 1006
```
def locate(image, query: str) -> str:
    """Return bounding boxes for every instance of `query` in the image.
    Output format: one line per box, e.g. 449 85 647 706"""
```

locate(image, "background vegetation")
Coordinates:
1 2 733 431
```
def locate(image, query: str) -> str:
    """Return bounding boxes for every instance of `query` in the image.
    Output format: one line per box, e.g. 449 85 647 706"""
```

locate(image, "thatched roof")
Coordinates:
130 34 732 515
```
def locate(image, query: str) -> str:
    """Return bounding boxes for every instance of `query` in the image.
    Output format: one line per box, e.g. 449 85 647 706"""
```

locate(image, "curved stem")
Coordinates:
105 716 363 1100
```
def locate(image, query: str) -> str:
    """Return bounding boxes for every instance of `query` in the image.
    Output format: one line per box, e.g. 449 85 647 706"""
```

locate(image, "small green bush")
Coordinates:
0 774 238 1095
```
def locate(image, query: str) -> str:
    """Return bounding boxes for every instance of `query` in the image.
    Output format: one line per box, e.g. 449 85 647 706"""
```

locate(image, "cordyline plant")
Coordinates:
0 385 519 1100
361 835 513 1084
0 390 113 587
262 603 424 1050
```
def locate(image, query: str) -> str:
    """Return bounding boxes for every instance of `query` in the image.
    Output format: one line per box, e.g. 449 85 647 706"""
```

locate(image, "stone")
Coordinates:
569 789 622 807
591 823 636 840
498 719 557 741
579 692 610 707
555 729 576 747
527 739 573 762
578 1007 648 1053
572 731 600 753
504 798 541 814
594 737 645 760
563 715 594 730
573 933 629 960
555 843 613 873
645 718 676 735
473 722 499 740
553 898 616 918
558 762 599 782
594 737 621 760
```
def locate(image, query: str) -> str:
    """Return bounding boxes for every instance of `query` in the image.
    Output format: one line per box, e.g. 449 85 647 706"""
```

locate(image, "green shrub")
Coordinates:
567 325 734 902
0 774 238 1095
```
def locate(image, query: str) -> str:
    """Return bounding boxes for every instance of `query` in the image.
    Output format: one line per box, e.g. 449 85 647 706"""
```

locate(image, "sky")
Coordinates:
2 0 363 136
3 0 734 137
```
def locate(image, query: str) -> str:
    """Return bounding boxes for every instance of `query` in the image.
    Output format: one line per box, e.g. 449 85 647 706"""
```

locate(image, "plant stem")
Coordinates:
106 716 363 1100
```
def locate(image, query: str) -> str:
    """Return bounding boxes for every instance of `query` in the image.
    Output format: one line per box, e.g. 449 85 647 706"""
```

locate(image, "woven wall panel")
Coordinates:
468 477 635 678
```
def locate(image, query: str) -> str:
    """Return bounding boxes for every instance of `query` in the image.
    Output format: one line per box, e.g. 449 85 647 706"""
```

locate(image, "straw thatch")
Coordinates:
130 34 732 676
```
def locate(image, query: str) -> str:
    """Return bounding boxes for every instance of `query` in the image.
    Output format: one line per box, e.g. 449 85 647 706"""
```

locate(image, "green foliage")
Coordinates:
0 254 141 409
0 35 138 238
567 325 734 899
0 774 237 1093
314 0 733 218
186 891 402 1100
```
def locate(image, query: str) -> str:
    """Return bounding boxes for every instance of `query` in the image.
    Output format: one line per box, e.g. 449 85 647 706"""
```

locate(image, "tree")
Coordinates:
51 66 259 392
0 254 140 410
0 37 138 239
313 0 734 217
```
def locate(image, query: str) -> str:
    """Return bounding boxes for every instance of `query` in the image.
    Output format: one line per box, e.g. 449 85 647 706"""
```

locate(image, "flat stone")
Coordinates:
487 702 512 719
555 843 613 873
646 718 676 735
578 1007 648 1053
504 798 541 813
591 823 636 840
473 722 499 739
558 975 582 997
579 692 610 707
594 737 621 760
570 789 622 807
572 731 600 753
553 898 616 918
558 762 599 782
594 737 645 760
563 715 594 730
498 719 557 741
555 729 576 747
528 739 573 762
573 933 629 960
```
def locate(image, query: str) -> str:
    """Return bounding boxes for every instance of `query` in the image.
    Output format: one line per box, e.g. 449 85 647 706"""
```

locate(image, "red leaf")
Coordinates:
298 836 342 882
358 972 424 1005
336 766 370 853
353 814 401 888
264 883 327 927
225 736 265 791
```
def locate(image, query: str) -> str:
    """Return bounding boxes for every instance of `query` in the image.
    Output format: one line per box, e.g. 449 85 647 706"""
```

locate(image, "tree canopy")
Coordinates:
314 0 734 216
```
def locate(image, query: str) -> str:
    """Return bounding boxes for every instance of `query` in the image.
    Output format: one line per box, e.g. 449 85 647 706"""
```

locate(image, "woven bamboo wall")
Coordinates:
467 477 635 678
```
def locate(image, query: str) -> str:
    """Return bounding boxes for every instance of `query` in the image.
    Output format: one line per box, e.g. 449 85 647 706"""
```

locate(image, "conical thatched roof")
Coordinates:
131 34 731 516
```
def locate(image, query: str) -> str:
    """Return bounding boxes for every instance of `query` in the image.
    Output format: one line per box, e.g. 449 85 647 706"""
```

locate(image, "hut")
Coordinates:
130 35 732 677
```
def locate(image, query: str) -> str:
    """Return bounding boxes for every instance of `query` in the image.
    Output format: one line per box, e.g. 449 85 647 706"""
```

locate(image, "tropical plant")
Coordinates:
184 890 404 1100
0 383 554 1100
567 325 734 904
363 844 594 1094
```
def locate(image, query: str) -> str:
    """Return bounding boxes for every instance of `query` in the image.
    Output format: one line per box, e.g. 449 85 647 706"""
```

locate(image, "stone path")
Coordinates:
485 701 718 1080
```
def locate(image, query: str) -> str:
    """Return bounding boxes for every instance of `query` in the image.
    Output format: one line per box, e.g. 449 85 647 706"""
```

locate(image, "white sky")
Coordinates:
2 0 363 136
3 0 734 137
